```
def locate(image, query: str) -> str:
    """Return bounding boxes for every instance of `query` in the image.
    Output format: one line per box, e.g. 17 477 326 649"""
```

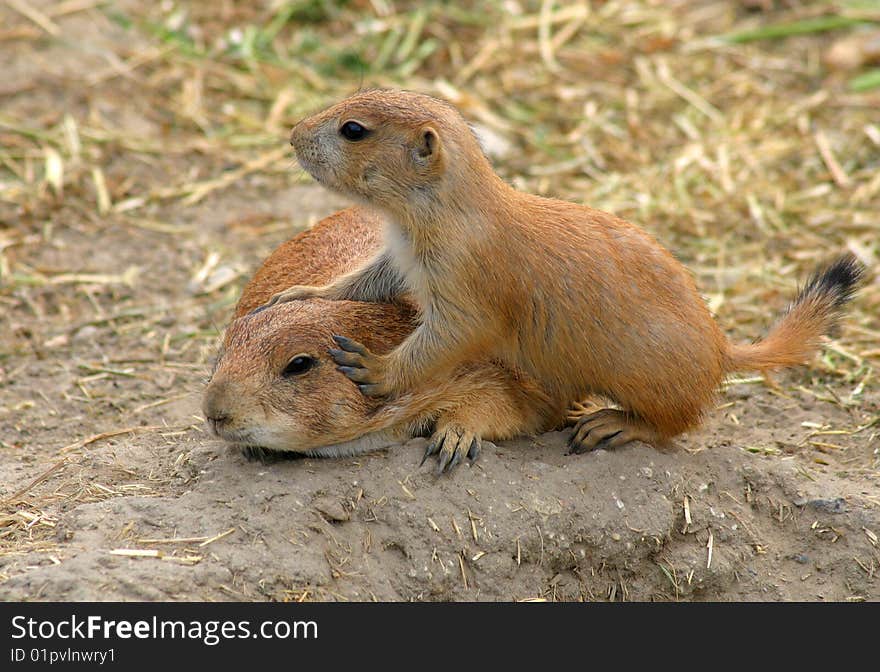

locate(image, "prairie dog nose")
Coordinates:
202 381 233 428
289 119 309 149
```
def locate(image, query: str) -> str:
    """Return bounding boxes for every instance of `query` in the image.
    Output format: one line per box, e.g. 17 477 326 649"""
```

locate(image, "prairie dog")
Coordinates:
268 89 865 453
204 208 558 468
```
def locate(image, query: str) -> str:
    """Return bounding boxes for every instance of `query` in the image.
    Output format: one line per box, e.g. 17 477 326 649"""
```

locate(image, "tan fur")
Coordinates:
725 291 844 372
269 89 863 451
203 207 559 458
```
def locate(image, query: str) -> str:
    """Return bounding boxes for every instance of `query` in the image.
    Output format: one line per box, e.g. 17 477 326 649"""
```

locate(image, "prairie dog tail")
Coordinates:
725 253 866 373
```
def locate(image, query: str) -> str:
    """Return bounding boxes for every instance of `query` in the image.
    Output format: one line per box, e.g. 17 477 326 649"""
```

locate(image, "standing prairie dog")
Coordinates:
267 89 865 453
204 207 559 468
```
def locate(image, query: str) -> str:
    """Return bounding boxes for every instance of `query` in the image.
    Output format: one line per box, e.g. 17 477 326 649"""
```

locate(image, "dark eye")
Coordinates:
339 121 368 141
282 355 315 378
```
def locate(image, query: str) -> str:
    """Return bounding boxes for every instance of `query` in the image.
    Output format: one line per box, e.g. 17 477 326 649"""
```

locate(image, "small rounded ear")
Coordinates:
413 126 441 164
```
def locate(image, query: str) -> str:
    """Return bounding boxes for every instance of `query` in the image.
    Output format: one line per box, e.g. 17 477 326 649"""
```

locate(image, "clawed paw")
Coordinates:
566 408 640 454
564 398 604 426
329 335 391 397
420 426 482 474
263 285 314 309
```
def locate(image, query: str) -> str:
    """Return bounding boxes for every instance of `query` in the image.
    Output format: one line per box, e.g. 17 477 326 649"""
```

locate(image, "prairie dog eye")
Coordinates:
339 121 369 141
282 354 316 378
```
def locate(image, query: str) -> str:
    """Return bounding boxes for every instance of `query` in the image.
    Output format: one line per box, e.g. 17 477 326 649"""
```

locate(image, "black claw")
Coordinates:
330 349 363 367
467 438 481 462
437 449 452 474
247 304 270 316
339 367 370 384
420 440 438 466
448 449 462 471
595 430 623 450
568 423 593 449
332 334 367 354
566 437 585 455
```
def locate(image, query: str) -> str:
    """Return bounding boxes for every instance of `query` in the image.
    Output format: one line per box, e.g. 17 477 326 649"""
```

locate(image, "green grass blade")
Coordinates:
849 67 880 91
722 15 869 43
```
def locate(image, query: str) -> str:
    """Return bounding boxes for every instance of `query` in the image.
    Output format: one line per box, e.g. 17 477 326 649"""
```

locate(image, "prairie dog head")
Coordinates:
289 89 489 213
203 299 414 454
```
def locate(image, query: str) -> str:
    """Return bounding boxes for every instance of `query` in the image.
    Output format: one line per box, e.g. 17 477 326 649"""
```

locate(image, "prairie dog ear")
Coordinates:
413 126 441 166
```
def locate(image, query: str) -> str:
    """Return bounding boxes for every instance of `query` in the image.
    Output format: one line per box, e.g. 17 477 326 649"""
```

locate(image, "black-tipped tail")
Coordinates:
726 252 866 373
798 251 865 313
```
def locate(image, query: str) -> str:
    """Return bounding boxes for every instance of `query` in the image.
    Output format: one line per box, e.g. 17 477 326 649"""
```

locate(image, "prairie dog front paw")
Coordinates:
263 284 325 307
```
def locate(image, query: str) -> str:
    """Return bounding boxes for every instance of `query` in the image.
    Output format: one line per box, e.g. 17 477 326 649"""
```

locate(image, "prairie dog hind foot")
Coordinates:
566 408 663 454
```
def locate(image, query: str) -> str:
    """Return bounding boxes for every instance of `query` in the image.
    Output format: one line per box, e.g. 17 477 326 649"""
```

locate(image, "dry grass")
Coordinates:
0 0 878 570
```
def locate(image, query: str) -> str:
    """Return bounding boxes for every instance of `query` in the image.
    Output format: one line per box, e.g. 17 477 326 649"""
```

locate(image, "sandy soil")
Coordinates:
2 342 879 602
1 1 878 602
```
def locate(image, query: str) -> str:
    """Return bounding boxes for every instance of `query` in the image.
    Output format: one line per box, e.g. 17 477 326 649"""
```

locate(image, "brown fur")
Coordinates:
203 207 559 459
270 89 865 451
233 208 386 317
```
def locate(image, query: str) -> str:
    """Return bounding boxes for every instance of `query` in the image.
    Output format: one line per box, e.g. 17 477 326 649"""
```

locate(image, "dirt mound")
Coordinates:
3 409 878 601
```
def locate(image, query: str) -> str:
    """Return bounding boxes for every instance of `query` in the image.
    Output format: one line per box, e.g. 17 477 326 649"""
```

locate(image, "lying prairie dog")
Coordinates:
203 207 559 469
268 88 866 454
